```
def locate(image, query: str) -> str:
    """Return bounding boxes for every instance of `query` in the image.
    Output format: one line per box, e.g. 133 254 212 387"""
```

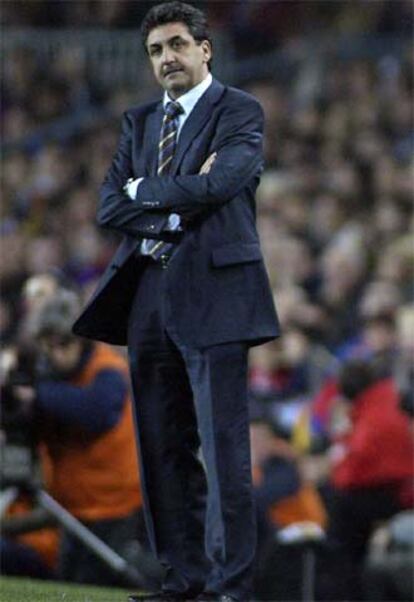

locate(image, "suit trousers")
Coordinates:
127 259 256 601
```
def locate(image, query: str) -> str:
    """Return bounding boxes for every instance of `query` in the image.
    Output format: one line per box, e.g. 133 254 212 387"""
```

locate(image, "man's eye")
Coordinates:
150 48 161 57
172 40 183 49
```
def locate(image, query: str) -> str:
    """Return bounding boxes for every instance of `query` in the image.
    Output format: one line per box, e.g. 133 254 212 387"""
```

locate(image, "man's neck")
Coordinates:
165 72 212 106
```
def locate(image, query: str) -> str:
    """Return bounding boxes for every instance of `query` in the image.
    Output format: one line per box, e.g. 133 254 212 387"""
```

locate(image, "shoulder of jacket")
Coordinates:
123 100 160 121
223 86 262 110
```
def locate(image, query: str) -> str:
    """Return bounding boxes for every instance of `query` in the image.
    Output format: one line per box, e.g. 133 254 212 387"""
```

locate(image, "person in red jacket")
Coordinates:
325 359 414 601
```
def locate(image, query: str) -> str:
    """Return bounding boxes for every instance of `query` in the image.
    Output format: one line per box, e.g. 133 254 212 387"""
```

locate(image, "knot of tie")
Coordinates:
165 101 183 120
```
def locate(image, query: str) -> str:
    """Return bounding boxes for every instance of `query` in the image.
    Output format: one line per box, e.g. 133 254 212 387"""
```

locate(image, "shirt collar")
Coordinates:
163 72 213 116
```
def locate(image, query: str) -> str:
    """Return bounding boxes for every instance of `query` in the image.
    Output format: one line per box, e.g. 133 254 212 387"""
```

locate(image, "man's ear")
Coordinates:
201 39 212 64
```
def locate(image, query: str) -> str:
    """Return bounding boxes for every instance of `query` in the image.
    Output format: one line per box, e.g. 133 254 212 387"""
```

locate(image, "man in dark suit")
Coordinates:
73 3 280 601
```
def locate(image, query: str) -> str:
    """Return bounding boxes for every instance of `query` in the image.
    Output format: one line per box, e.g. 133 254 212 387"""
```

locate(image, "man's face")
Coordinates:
40 336 82 376
146 22 211 99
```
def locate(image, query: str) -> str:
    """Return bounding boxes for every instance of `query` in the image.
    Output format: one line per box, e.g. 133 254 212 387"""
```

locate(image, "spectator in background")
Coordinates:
249 323 334 406
362 375 414 602
316 242 367 349
250 417 326 601
8 290 146 587
21 271 75 314
324 359 413 601
293 309 400 454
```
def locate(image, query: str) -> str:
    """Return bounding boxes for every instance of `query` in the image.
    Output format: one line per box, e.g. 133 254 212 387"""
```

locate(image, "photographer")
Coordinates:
7 290 144 586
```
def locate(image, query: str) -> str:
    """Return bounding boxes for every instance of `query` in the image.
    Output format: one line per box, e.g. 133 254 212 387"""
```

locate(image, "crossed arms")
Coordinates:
97 95 264 239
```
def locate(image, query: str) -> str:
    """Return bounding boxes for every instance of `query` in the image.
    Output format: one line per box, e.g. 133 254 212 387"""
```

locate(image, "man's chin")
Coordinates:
164 75 191 97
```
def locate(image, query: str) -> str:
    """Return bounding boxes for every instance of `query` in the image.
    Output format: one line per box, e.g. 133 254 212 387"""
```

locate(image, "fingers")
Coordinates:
199 152 217 174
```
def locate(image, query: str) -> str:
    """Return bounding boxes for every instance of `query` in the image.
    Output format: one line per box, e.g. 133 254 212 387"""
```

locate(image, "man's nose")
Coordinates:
161 46 176 65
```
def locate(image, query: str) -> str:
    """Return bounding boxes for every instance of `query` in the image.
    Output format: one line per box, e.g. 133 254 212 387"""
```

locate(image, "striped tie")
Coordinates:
158 101 184 175
145 101 183 264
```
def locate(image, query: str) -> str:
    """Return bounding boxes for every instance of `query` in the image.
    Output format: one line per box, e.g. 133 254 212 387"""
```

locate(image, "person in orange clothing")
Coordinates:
11 289 145 586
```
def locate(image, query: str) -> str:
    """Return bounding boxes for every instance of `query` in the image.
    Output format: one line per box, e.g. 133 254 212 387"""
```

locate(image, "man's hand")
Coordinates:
199 152 217 174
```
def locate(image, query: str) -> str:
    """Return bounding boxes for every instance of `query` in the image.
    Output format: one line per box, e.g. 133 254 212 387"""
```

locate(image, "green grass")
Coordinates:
0 576 134 602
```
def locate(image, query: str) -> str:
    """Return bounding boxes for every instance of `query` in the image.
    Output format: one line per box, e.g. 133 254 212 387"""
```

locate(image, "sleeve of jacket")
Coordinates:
255 459 301 510
332 415 393 489
36 370 127 435
136 95 264 217
96 110 170 238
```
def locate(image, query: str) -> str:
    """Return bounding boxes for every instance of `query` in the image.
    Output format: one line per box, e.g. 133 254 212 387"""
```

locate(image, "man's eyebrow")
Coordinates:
148 35 186 50
167 35 186 43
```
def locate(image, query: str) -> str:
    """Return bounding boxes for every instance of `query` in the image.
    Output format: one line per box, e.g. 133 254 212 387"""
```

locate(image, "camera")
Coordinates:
0 344 44 488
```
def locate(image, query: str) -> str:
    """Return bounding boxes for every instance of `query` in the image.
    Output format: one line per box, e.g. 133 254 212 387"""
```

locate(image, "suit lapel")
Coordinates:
142 79 225 176
143 102 163 176
171 78 225 174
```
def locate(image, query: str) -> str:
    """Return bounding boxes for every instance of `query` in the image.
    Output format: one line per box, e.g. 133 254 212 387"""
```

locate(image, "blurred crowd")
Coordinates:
3 1 412 52
1 2 413 601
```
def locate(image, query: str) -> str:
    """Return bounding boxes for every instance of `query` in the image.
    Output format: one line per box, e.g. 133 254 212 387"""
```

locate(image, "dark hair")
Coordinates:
338 359 377 401
141 2 212 55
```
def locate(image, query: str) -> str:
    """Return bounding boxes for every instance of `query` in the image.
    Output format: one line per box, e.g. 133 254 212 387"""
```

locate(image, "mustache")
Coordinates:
162 65 184 76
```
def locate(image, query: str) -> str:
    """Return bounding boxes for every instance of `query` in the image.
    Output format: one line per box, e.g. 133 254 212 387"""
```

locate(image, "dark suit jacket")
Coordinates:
73 78 279 348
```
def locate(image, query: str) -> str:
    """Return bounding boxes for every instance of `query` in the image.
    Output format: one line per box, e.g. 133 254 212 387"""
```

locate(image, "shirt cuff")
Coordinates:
125 177 143 200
